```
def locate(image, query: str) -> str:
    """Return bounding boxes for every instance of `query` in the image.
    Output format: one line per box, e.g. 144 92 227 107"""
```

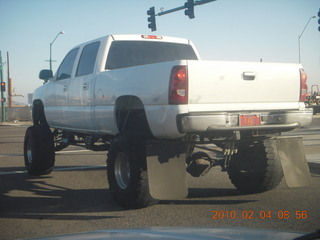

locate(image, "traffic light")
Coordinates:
184 0 195 19
147 7 157 31
318 8 320 32
1 98 6 103
0 82 5 92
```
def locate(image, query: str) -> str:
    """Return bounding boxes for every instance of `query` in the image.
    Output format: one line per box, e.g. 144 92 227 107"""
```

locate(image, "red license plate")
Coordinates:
239 114 261 126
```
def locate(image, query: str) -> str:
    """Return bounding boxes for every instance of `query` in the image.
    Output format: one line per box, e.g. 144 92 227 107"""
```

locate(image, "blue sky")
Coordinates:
0 0 319 104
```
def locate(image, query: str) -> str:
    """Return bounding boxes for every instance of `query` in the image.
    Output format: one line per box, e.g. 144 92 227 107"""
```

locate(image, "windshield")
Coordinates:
105 41 198 69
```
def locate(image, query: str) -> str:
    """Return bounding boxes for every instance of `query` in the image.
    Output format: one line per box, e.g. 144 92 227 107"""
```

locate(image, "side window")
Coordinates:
76 41 100 76
56 48 79 80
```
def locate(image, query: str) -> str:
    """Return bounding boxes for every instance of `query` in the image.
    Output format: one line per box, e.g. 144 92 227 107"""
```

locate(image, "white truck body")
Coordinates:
27 34 313 209
34 34 312 139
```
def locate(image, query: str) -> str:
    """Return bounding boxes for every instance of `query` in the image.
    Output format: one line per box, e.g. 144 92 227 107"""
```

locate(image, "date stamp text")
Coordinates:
212 210 308 220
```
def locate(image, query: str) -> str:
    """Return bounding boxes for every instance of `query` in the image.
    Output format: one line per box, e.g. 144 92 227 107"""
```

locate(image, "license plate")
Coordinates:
239 114 261 126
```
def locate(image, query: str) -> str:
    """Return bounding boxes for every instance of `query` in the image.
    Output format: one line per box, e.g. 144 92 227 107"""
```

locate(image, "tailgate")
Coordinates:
187 60 302 112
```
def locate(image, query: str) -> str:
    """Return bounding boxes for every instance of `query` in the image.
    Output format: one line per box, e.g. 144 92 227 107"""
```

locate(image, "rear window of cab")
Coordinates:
105 41 198 70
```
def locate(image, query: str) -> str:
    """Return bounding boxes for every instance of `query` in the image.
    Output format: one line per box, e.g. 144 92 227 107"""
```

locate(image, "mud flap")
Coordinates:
274 136 311 187
146 140 188 200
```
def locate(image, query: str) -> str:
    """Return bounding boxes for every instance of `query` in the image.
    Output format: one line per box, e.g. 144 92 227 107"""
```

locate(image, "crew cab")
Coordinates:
24 34 313 209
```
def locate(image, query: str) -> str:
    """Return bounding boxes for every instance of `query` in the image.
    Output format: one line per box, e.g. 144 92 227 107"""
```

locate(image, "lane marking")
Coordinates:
0 149 94 158
0 165 107 176
306 154 320 164
0 154 23 157
0 170 26 175
56 150 92 154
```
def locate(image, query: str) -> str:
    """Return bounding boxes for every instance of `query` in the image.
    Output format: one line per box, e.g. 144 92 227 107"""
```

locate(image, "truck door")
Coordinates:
44 48 79 128
67 41 101 130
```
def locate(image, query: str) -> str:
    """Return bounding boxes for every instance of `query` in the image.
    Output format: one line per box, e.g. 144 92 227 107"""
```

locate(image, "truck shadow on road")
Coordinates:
308 162 320 175
0 171 123 221
159 187 257 205
1 163 319 221
0 170 259 221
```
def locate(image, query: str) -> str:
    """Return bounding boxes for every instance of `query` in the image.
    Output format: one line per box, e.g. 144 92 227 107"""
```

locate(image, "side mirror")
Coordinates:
39 69 53 81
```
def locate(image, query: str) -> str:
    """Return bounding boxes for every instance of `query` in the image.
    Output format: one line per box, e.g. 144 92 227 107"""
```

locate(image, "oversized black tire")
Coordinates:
107 132 155 209
227 139 283 193
24 125 55 176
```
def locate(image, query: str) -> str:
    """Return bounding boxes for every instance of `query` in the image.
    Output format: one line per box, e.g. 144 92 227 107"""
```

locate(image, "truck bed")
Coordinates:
187 60 303 112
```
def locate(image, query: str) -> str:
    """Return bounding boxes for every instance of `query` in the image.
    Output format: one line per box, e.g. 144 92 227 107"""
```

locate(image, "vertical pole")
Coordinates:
8 78 12 108
298 16 316 63
7 51 12 108
298 36 301 63
49 42 52 71
0 51 6 122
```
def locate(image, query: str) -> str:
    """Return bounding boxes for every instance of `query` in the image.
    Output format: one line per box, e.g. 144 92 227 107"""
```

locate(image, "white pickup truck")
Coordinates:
24 34 313 209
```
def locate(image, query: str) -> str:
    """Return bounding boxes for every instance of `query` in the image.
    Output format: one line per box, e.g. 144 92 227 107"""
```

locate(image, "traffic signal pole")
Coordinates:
147 0 217 31
0 51 6 122
157 0 216 17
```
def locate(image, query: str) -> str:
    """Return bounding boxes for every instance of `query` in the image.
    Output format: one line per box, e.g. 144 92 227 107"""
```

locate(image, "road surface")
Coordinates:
0 119 319 239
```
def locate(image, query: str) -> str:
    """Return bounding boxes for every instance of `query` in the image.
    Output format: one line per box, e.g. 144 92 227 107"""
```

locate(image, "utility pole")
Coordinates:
0 51 6 122
7 52 12 108
6 52 23 105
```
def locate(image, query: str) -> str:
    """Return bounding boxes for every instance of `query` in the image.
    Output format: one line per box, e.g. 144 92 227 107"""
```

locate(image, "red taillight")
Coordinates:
299 68 308 102
169 66 188 104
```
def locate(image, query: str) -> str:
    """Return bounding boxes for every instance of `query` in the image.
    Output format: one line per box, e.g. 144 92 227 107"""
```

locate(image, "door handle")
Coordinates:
63 85 68 92
242 72 256 81
83 83 89 90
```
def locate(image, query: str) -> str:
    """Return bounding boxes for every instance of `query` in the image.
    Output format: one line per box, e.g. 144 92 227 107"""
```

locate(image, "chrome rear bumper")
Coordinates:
178 110 313 134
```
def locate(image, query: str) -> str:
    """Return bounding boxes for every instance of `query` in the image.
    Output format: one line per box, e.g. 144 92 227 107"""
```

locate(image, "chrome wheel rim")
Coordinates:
26 139 33 164
114 152 130 189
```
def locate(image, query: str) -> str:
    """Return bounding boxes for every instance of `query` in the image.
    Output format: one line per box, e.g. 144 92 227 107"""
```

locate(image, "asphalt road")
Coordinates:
0 120 319 239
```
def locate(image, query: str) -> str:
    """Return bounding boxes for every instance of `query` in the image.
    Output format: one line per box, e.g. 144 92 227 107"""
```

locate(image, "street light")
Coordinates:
298 16 316 63
49 31 65 71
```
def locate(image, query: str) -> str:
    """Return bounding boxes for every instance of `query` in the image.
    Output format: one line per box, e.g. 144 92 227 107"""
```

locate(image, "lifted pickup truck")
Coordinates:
24 34 313 209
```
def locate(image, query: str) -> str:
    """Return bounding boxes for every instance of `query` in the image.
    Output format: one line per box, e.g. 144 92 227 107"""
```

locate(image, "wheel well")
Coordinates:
32 100 48 126
115 96 152 136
